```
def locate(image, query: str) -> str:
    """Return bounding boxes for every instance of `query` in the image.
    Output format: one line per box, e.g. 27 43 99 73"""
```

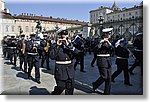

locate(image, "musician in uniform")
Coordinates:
92 28 114 95
1 36 8 58
73 32 86 72
91 36 100 67
50 27 76 95
111 38 132 86
129 33 143 76
40 33 51 70
17 33 27 72
7 34 17 67
26 32 41 84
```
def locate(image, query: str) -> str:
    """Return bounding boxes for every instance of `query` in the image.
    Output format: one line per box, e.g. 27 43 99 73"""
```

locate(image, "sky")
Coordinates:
5 0 143 22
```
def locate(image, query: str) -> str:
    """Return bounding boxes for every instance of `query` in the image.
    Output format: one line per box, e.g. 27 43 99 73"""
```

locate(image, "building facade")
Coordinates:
89 1 143 41
0 0 88 40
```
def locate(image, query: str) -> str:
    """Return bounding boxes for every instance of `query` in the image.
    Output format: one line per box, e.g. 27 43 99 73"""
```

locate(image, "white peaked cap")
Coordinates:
56 26 67 34
10 34 16 37
30 32 36 35
102 28 113 33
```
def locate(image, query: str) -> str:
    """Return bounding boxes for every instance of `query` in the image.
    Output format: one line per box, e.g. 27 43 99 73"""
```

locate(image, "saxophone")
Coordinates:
44 42 50 53
22 41 26 54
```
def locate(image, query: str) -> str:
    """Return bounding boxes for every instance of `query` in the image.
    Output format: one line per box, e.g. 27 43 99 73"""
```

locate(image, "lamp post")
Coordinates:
132 16 135 36
98 14 104 36
120 18 123 36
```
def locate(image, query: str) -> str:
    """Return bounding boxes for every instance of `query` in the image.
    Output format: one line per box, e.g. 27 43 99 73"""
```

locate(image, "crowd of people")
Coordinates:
1 26 143 95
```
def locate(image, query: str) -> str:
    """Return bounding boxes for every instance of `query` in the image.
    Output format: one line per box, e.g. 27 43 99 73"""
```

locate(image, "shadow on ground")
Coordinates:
29 86 50 95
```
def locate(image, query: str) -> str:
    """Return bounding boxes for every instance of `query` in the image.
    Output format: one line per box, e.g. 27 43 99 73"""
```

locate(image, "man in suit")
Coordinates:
50 26 76 95
92 28 114 95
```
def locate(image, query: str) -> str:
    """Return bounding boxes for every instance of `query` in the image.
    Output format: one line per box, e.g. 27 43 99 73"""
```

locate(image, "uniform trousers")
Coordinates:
51 78 74 95
93 66 111 95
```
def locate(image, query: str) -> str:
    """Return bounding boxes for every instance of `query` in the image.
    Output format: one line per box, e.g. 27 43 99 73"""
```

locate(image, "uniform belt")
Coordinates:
135 49 143 51
56 60 72 64
117 57 128 59
28 53 38 55
97 54 110 57
8 47 16 49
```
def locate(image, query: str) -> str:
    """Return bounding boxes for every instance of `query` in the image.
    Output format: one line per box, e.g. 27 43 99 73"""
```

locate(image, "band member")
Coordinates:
91 36 100 67
17 33 27 73
50 27 76 95
40 33 51 70
92 28 114 95
7 34 17 67
26 32 41 84
111 38 132 86
1 36 8 58
73 32 86 72
129 33 143 76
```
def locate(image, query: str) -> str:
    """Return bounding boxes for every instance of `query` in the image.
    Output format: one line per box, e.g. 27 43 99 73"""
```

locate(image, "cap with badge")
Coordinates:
56 26 68 35
102 28 113 33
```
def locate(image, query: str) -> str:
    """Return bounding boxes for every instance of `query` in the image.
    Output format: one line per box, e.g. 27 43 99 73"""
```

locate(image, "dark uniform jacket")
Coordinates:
96 40 113 68
50 43 76 80
7 38 17 54
26 39 41 62
17 39 27 55
40 39 51 53
115 45 129 64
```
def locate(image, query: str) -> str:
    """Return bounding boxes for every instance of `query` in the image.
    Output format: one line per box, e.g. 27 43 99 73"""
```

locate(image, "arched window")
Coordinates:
26 26 29 32
12 26 15 32
6 25 9 32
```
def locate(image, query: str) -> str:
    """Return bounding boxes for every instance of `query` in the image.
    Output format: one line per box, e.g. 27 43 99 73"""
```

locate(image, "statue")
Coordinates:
19 27 23 34
35 20 42 33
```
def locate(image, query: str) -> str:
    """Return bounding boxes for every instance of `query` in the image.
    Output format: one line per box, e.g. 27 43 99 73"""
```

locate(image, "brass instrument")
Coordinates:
22 41 26 54
44 42 50 52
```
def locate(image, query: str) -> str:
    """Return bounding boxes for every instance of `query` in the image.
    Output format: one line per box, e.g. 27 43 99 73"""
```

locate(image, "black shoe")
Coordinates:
111 79 115 83
129 71 134 75
92 82 96 92
28 76 32 80
80 70 86 73
36 80 41 84
124 83 133 86
23 70 28 73
91 65 94 67
47 68 50 70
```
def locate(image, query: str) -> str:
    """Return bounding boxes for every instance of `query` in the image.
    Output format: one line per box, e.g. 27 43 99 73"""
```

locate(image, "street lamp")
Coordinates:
132 16 135 36
98 14 104 36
